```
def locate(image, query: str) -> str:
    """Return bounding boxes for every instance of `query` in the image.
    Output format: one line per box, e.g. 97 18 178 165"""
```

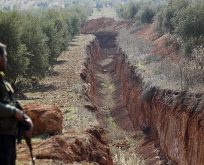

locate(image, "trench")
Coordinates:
84 29 204 165
93 40 143 164
83 31 204 165
84 32 165 165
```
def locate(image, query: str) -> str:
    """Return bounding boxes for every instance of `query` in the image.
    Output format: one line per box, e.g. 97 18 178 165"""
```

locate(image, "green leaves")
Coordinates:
173 4 204 40
140 7 155 24
0 12 29 82
116 2 139 19
116 1 155 22
21 16 49 79
156 0 204 53
0 6 88 84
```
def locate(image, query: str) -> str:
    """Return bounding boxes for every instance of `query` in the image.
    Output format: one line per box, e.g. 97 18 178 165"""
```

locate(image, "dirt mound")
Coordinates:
23 103 63 136
17 127 113 165
81 17 122 34
135 23 180 61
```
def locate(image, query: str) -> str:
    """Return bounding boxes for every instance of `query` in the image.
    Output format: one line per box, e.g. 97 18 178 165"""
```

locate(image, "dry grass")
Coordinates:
117 28 183 90
113 148 144 165
63 106 98 132
117 28 151 61
17 160 98 165
109 128 144 165
117 25 204 92
89 7 119 20
180 46 204 91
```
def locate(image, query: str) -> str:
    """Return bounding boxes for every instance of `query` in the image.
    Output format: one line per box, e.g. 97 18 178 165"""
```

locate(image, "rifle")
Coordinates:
16 101 36 165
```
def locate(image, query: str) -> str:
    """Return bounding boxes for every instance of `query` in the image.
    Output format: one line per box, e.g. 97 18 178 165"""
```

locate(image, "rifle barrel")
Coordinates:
25 137 35 165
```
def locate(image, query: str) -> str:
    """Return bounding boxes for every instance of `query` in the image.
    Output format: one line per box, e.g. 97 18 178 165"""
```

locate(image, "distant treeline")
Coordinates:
116 0 204 54
0 6 91 85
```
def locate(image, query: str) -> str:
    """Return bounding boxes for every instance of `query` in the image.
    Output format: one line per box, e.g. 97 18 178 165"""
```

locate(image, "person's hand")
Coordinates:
24 115 34 138
15 109 24 121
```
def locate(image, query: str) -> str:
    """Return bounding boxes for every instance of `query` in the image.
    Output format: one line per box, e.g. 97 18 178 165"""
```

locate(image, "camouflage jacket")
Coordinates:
0 73 18 135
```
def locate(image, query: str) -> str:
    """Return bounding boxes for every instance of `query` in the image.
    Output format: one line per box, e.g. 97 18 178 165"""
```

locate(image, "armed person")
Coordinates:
0 43 33 165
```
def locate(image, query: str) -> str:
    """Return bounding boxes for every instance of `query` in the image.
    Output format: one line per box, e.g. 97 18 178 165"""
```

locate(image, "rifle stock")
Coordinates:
16 101 35 165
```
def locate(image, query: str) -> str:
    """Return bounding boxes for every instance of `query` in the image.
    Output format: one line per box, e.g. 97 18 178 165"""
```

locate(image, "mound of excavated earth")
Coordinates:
81 17 123 34
23 103 63 136
17 127 113 165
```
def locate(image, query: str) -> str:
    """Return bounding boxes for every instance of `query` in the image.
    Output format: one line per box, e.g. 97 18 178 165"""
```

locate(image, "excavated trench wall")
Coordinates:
83 32 204 165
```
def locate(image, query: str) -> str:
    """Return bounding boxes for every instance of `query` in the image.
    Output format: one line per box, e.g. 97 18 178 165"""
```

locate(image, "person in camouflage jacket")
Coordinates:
0 43 33 165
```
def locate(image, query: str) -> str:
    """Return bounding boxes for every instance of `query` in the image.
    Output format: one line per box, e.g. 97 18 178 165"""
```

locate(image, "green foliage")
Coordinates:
173 4 204 40
183 39 194 55
156 0 204 53
70 15 80 36
96 2 103 10
140 7 155 24
116 4 126 18
21 16 49 79
50 11 69 52
126 2 138 19
0 12 29 83
157 0 189 33
0 6 89 84
157 6 173 32
42 18 61 66
116 2 139 19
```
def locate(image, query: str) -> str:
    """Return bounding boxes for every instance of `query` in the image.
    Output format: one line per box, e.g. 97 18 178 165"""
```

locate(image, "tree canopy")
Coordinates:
0 6 90 84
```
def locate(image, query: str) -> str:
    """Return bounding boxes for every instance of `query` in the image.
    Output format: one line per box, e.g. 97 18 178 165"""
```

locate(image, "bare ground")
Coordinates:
21 34 98 132
17 34 101 165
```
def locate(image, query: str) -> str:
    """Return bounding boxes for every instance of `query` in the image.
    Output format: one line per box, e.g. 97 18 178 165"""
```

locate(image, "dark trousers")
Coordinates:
0 135 16 165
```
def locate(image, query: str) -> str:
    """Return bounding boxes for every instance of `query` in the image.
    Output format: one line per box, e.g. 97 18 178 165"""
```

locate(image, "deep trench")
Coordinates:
92 32 135 131
83 31 204 165
93 34 142 164
84 32 166 165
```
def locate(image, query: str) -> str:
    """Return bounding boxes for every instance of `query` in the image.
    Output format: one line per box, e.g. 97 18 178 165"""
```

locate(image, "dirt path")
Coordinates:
21 35 99 133
94 51 144 165
17 35 103 165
